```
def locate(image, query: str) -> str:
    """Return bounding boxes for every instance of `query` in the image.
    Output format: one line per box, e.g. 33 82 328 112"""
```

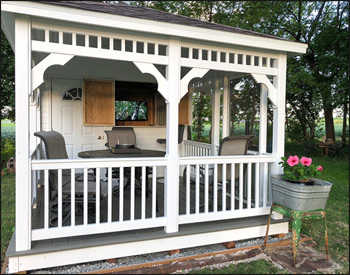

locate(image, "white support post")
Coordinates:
271 53 287 219
259 84 268 155
271 53 287 174
259 84 268 208
222 76 230 138
30 89 39 152
15 15 32 251
164 37 181 233
211 79 221 156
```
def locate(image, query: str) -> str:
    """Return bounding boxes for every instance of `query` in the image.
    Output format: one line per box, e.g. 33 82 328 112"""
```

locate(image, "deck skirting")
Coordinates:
7 219 288 273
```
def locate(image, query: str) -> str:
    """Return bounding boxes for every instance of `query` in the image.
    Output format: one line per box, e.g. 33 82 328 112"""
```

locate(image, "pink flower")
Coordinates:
317 165 323 172
300 157 312 166
287 156 299 166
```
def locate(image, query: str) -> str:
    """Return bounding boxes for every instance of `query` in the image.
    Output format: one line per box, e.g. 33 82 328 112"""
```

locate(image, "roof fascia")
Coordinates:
1 1 308 55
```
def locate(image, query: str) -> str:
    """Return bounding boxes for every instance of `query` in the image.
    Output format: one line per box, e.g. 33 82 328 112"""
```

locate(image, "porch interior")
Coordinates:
7 176 288 259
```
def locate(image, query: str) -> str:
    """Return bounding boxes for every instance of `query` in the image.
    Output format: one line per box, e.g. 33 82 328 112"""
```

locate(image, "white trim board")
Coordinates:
8 221 288 273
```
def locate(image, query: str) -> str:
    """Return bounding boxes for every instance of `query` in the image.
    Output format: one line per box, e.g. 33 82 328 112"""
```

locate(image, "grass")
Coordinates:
189 259 290 274
1 121 15 132
1 173 15 264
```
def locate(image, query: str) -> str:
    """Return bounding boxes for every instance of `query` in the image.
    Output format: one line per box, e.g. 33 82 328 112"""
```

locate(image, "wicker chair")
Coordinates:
34 131 106 226
104 127 141 195
104 127 137 148
156 124 185 144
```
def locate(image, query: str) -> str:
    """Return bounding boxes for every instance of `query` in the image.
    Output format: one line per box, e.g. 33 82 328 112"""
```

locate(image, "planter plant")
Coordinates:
271 156 332 211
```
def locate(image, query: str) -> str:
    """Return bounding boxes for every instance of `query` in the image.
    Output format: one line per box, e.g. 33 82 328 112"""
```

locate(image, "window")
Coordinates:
63 88 82 100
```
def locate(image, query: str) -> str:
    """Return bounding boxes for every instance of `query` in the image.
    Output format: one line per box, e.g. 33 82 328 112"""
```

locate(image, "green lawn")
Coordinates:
189 259 290 274
1 121 15 132
1 173 15 264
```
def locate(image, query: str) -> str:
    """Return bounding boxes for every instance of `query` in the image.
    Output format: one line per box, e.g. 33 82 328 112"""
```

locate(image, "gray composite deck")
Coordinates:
7 178 288 258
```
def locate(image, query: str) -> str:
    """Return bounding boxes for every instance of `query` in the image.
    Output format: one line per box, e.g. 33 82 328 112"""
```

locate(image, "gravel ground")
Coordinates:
27 233 292 274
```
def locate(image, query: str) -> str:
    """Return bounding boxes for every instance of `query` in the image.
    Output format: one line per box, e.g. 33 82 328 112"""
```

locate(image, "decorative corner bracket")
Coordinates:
180 68 209 101
31 53 74 94
251 73 277 106
133 62 168 102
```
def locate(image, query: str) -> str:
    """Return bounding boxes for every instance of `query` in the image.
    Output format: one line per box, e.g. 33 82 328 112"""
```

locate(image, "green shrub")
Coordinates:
1 133 15 169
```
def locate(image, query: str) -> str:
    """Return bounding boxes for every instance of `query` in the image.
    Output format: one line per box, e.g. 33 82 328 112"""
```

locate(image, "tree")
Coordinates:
219 1 349 144
1 30 15 121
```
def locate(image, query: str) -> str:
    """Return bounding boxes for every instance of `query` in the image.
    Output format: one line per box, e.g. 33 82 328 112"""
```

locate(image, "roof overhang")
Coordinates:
1 1 308 57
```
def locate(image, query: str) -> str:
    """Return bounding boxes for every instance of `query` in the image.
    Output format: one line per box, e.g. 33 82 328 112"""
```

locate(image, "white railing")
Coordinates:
184 140 213 157
178 154 275 225
31 157 167 241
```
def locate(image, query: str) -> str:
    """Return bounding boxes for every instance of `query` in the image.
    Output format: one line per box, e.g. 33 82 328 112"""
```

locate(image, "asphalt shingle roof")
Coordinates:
38 1 296 43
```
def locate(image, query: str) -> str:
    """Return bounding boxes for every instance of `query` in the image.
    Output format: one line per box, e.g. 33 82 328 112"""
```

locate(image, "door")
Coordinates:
51 78 105 159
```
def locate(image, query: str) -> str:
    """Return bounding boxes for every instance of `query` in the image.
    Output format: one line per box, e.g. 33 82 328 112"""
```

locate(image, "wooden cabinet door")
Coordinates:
83 79 115 125
179 92 190 125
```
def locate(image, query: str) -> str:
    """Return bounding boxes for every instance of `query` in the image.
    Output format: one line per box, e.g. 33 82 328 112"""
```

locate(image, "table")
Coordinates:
263 202 329 266
318 142 342 156
78 149 165 159
78 149 166 197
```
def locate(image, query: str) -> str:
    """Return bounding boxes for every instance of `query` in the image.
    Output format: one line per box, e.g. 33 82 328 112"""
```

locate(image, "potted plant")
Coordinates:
271 156 332 212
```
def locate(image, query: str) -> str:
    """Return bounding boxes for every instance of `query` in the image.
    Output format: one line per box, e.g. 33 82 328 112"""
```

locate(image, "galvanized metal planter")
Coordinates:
271 174 333 212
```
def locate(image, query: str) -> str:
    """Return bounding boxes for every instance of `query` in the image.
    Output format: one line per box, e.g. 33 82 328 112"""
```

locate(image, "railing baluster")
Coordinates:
96 168 100 224
268 163 272 205
108 167 112 223
44 170 49 229
186 164 190 215
195 164 200 214
204 164 209 213
239 163 243 210
231 163 235 211
83 168 88 226
58 169 62 228
119 167 124 222
263 162 268 207
71 169 75 227
141 166 146 220
247 163 252 209
255 163 260 208
152 166 157 219
222 164 226 211
213 164 218 213
130 167 135 221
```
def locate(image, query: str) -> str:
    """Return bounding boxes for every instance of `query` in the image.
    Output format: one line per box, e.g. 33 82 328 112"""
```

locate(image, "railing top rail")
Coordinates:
31 157 167 170
179 154 276 165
